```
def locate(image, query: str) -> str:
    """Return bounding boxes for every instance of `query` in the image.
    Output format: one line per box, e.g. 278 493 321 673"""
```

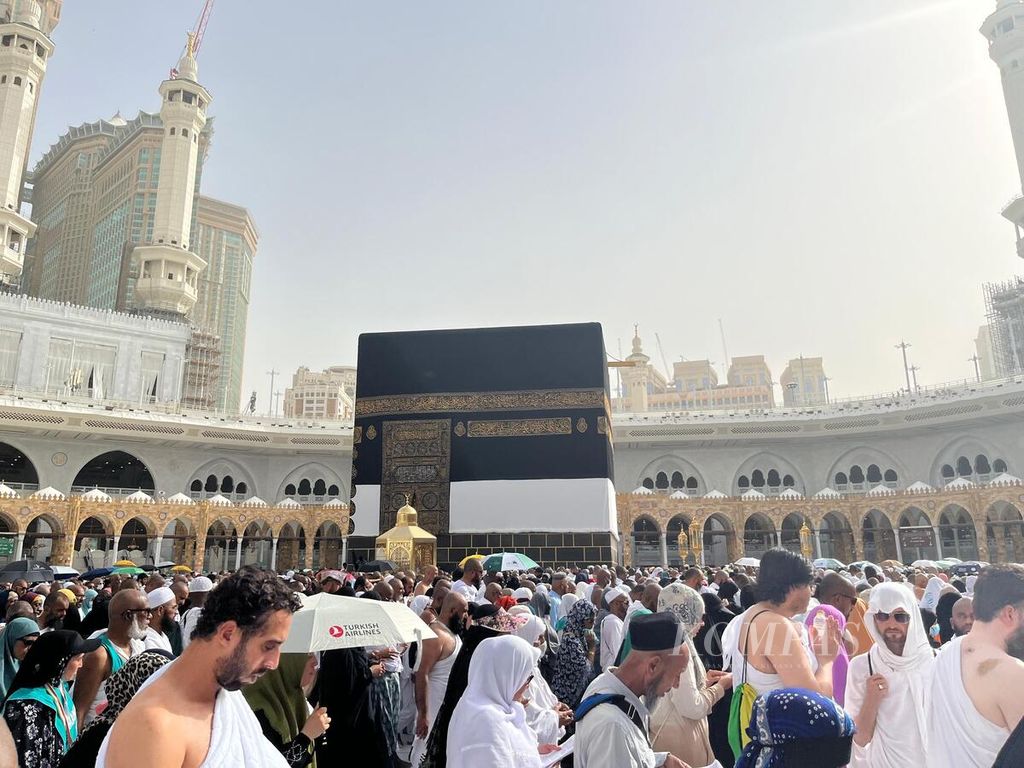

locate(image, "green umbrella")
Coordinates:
481 553 540 572
111 566 145 575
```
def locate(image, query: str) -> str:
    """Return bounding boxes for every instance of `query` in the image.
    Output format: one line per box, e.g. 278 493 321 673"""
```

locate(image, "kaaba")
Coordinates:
347 322 618 569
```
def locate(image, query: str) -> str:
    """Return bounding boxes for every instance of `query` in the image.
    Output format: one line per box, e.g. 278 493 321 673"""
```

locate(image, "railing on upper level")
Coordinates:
0 384 354 431
614 374 1024 424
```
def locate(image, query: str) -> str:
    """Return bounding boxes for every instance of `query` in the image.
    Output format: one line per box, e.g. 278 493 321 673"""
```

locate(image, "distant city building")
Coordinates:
282 365 355 421
614 330 781 412
779 357 828 406
191 196 258 411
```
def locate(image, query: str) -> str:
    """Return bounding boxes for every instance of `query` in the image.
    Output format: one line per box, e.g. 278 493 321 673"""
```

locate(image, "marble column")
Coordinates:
234 535 243 570
271 537 279 572
894 532 904 565
14 532 24 561
659 533 668 568
932 526 943 559
813 530 823 559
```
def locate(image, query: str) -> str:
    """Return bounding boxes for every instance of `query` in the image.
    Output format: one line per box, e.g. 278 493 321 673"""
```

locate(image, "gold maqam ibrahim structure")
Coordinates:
375 495 436 571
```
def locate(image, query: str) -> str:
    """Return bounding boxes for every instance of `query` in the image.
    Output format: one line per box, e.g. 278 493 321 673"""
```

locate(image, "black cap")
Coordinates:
628 612 685 652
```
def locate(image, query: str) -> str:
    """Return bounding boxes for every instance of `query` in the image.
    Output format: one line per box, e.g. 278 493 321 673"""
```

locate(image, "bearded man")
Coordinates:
73 587 150 728
100 566 301 767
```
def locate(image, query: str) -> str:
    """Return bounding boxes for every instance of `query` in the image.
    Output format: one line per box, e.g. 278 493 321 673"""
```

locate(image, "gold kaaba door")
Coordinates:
380 419 451 534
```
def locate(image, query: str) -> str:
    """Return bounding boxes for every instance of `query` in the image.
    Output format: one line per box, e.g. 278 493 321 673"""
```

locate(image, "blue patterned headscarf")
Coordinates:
736 688 856 768
550 599 597 709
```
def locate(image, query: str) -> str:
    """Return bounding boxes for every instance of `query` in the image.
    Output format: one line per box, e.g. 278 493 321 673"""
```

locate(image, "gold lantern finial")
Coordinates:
799 521 813 559
397 493 417 526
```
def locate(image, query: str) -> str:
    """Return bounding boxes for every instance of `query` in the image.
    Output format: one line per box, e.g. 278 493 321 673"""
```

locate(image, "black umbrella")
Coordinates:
0 559 55 584
361 559 398 573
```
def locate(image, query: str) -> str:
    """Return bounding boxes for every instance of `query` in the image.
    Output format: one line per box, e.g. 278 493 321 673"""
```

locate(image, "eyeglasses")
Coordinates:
874 611 911 624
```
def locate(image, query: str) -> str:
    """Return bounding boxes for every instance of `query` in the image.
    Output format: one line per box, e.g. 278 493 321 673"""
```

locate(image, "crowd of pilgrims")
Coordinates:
0 552 1020 767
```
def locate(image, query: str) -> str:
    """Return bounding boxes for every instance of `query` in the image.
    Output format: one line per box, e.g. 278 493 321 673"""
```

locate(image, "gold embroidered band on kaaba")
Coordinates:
355 388 608 418
466 417 573 438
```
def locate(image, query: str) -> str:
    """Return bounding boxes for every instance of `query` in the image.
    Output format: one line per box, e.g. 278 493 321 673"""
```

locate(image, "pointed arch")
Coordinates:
635 455 707 497
188 458 258 500
276 462 347 504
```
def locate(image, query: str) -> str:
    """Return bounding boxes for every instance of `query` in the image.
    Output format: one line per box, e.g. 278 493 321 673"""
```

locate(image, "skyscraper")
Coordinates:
25 112 214 308
0 0 61 286
192 195 258 411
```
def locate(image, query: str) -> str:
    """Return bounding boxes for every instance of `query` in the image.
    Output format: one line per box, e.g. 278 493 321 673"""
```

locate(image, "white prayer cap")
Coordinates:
513 587 533 602
189 576 213 593
147 586 175 609
605 585 631 605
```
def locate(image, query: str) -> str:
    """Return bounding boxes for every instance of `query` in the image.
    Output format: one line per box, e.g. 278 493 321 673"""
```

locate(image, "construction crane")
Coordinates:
170 0 215 78
655 333 672 381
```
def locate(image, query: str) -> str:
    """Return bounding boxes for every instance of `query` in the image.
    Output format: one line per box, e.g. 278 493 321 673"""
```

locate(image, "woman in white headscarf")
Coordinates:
650 582 734 768
446 635 548 768
513 614 572 745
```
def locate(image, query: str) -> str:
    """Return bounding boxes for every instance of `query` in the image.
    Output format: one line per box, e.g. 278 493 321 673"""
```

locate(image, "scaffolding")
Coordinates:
182 327 222 410
984 277 1024 376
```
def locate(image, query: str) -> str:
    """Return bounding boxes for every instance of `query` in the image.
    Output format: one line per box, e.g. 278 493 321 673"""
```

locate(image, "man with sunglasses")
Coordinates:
845 582 935 768
73 587 149 729
927 564 1024 768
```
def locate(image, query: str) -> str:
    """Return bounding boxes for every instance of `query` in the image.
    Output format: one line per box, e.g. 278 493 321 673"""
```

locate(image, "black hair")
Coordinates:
755 548 813 605
973 564 1024 622
864 566 880 580
360 590 382 601
717 580 739 603
191 565 300 641
739 583 759 611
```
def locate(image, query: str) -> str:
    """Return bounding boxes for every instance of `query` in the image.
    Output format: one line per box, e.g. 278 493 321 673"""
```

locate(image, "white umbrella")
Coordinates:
912 559 937 569
281 593 436 654
734 557 761 568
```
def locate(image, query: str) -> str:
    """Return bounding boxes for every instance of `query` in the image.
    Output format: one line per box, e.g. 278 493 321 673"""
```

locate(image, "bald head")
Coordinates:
817 572 857 618
373 581 394 602
5 601 32 622
439 591 469 624
641 583 662 612
952 596 974 636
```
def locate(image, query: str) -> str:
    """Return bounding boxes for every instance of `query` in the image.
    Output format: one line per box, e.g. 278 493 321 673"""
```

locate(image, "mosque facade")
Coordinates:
0 367 1022 570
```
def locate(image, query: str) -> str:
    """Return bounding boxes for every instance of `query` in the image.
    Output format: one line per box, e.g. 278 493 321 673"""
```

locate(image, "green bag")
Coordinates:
728 610 769 758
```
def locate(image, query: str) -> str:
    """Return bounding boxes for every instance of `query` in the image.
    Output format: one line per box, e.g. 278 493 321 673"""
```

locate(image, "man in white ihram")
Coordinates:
844 582 934 768
926 564 1024 767
99 566 302 768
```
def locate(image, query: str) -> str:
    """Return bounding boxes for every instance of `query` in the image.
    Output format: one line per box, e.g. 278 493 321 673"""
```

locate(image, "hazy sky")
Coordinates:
30 1 1022 410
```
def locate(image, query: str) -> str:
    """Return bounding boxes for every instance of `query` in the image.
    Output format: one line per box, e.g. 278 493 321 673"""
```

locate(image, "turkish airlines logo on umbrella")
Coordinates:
328 625 345 638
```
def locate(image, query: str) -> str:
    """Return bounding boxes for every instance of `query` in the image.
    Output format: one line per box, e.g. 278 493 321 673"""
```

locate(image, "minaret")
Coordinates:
622 325 651 413
0 0 56 284
131 34 210 316
983 1 1024 253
